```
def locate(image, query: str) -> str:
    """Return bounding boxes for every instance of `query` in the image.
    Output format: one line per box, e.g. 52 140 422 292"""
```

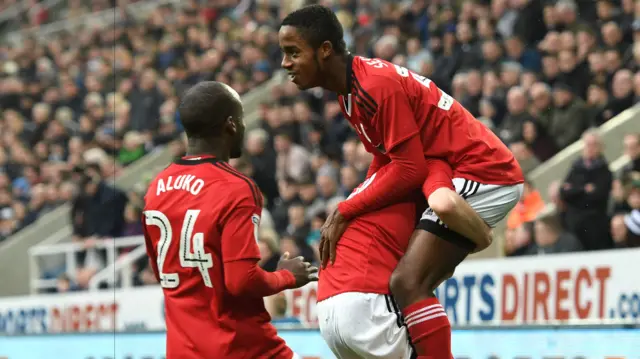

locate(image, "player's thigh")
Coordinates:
413 179 524 255
317 294 361 359
451 178 524 227
394 229 469 290
319 293 414 359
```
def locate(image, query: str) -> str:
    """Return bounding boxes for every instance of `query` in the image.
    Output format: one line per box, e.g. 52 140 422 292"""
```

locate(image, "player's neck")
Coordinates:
186 140 229 162
322 55 349 96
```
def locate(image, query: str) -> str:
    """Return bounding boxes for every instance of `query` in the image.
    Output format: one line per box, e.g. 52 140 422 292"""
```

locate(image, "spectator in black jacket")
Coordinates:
560 130 613 250
71 163 127 266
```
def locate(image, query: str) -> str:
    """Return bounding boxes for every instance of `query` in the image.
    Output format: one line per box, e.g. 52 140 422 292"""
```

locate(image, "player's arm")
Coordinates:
338 89 428 220
422 158 493 252
365 153 390 179
221 193 297 298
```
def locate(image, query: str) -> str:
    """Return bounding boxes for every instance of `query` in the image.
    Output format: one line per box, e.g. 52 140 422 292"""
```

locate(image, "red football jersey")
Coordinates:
143 156 293 359
317 176 420 302
338 55 524 185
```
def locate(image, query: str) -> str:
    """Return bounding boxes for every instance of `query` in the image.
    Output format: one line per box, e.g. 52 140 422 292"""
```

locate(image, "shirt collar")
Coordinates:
345 53 354 95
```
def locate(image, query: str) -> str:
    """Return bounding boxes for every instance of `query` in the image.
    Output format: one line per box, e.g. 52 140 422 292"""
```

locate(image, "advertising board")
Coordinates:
1 249 638 335
285 249 640 327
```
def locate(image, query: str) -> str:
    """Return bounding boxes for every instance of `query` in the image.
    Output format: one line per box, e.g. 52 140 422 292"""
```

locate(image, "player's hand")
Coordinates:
277 252 318 288
319 209 349 268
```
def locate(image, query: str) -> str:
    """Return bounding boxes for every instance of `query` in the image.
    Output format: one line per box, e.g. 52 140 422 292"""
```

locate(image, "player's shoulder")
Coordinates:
144 159 262 208
353 56 404 96
214 164 263 209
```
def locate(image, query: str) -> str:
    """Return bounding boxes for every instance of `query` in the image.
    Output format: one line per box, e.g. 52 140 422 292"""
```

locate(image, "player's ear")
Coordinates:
320 40 333 60
225 115 237 136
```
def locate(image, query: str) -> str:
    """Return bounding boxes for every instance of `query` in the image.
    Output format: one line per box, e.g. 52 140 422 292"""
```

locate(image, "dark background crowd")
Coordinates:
0 0 638 293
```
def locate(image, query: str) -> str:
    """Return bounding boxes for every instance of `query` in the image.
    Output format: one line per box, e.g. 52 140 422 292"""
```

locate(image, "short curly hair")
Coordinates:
280 5 347 55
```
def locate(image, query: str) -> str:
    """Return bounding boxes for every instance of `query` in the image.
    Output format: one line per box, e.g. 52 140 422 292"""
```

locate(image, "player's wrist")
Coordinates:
337 202 353 220
275 269 297 289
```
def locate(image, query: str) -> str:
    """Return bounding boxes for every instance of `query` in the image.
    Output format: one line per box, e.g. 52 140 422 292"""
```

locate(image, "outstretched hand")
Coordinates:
277 252 319 288
318 208 349 268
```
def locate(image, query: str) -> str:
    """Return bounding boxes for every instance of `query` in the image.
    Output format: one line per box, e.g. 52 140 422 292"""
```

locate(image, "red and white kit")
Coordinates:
143 156 298 359
337 55 524 249
317 180 422 358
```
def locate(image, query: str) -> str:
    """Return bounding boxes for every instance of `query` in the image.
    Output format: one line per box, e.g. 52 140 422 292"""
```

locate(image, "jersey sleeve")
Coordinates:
368 81 421 153
366 153 390 179
338 134 428 219
422 158 455 199
220 190 262 263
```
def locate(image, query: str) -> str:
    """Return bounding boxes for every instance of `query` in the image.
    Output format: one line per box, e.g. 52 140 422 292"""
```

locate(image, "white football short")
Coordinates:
317 292 416 359
418 178 524 250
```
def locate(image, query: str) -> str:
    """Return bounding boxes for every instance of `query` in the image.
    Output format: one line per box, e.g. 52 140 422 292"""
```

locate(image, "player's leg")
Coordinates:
390 181 523 359
389 230 469 359
428 186 493 251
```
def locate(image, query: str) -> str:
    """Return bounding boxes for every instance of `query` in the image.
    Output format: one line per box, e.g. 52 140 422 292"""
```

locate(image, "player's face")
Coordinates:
279 26 321 90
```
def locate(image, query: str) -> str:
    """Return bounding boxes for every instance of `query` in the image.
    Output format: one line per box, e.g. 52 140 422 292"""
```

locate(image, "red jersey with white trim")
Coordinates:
337 55 523 185
317 175 421 302
143 156 292 359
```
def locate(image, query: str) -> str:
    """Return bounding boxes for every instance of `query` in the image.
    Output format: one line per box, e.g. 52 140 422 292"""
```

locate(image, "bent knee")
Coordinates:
389 267 420 300
428 187 458 217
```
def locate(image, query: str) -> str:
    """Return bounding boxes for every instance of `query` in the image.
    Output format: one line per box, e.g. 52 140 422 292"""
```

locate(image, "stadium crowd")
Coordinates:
0 0 639 292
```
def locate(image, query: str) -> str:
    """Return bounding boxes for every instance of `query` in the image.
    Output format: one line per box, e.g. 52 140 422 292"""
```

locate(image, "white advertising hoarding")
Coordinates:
1 249 639 334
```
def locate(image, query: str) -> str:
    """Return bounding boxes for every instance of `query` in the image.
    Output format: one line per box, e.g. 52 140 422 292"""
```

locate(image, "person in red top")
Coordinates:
317 179 423 358
142 81 317 359
279 6 524 359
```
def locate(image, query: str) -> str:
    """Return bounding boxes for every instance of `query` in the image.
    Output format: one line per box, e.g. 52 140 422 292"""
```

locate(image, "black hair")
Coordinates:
178 81 241 139
280 5 347 55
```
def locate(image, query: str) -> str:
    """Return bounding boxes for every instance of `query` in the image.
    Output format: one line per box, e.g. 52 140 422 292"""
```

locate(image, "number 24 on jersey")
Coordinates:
144 209 214 289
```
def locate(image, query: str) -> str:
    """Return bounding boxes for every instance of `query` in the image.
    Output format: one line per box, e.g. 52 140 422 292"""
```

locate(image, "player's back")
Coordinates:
318 180 421 301
347 56 523 185
143 156 291 359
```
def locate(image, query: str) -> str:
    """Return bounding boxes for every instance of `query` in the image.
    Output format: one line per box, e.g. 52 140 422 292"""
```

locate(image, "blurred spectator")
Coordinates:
521 119 558 162
528 213 583 255
506 179 545 230
548 83 592 149
603 69 635 121
258 228 281 272
246 128 278 206
70 163 127 269
499 86 533 145
275 130 312 183
622 209 640 247
528 82 554 131
559 130 613 250
612 134 640 213
510 141 540 174
504 221 535 257
611 210 640 249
